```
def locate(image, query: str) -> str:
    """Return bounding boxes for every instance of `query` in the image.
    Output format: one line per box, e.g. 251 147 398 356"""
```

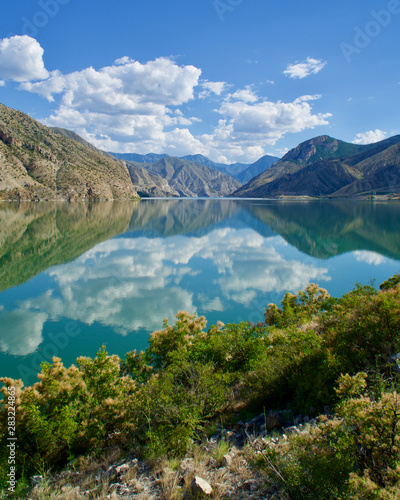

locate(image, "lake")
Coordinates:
1 198 400 386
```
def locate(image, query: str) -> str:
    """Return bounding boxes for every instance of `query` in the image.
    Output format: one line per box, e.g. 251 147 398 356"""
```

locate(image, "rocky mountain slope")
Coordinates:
138 156 240 197
112 151 253 183
234 135 400 198
236 154 280 184
125 162 180 197
0 103 138 201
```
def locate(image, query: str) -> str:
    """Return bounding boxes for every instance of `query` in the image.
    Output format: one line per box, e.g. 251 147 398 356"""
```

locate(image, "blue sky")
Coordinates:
0 0 399 163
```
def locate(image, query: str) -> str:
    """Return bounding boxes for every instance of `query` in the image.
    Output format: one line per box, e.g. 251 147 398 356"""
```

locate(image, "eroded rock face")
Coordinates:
0 103 138 201
0 127 22 147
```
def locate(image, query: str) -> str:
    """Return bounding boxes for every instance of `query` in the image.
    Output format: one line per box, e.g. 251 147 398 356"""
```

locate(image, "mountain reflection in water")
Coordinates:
0 199 399 385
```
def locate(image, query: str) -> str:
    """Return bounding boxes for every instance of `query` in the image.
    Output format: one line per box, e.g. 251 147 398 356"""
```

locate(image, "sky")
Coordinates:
0 0 399 163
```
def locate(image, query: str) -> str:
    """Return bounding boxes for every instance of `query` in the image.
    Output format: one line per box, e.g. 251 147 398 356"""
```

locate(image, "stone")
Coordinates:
182 476 213 499
222 454 232 467
285 426 300 435
30 475 44 486
225 431 236 440
115 463 130 475
264 411 283 431
244 479 259 491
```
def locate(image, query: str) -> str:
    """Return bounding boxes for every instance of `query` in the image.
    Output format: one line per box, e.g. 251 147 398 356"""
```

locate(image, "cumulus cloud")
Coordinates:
353 251 386 266
200 93 331 162
352 129 387 145
17 227 330 335
0 80 5 86
0 310 48 356
284 57 327 79
199 80 228 98
21 54 207 156
11 37 332 162
228 85 258 103
0 36 49 82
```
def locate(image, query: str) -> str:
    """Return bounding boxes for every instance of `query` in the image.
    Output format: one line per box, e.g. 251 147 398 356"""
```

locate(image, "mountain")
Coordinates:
141 156 240 197
0 103 138 201
51 127 116 160
110 152 169 163
0 201 137 292
234 135 400 198
125 162 180 197
245 200 400 260
236 154 280 184
112 152 251 182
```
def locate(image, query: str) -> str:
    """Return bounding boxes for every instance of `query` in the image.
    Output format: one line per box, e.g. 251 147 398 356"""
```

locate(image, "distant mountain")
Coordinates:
111 151 252 182
234 135 400 198
0 103 138 201
180 155 250 179
125 162 180 197
110 152 169 163
142 156 240 197
236 154 280 184
224 162 252 177
181 154 225 171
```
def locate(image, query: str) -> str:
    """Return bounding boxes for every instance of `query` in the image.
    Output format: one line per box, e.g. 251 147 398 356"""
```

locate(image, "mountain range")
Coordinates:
111 151 280 184
235 135 400 198
1 102 400 200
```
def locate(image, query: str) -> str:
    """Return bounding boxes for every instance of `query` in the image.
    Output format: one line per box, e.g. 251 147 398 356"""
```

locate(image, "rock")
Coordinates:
30 475 44 486
244 479 260 491
225 431 236 440
182 476 213 499
115 463 130 475
108 483 123 493
222 454 232 467
285 426 300 435
264 411 283 431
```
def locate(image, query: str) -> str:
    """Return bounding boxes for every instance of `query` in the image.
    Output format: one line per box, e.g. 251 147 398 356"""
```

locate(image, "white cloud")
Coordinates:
200 93 331 162
352 129 387 145
353 251 386 266
12 38 332 162
284 57 327 79
199 80 228 98
0 36 49 82
18 227 330 334
0 310 48 356
228 85 259 103
0 80 5 86
22 54 207 156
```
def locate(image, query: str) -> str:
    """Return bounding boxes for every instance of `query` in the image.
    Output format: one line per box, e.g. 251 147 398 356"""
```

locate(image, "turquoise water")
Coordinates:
1 199 399 386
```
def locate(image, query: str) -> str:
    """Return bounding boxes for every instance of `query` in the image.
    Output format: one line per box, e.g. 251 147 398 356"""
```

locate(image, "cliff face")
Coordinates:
143 157 241 197
0 103 138 201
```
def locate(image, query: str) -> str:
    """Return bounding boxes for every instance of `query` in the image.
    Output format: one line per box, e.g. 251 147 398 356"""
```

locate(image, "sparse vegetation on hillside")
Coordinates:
1 275 400 498
0 103 139 201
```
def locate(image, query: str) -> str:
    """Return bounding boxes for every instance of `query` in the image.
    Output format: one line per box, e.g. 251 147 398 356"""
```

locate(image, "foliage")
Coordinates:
262 374 400 499
2 275 400 499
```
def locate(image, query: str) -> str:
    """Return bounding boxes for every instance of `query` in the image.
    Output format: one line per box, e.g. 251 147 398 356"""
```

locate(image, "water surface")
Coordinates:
1 199 399 385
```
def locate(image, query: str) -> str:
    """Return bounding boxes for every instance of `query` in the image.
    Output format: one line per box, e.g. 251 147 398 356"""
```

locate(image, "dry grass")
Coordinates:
26 438 272 500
